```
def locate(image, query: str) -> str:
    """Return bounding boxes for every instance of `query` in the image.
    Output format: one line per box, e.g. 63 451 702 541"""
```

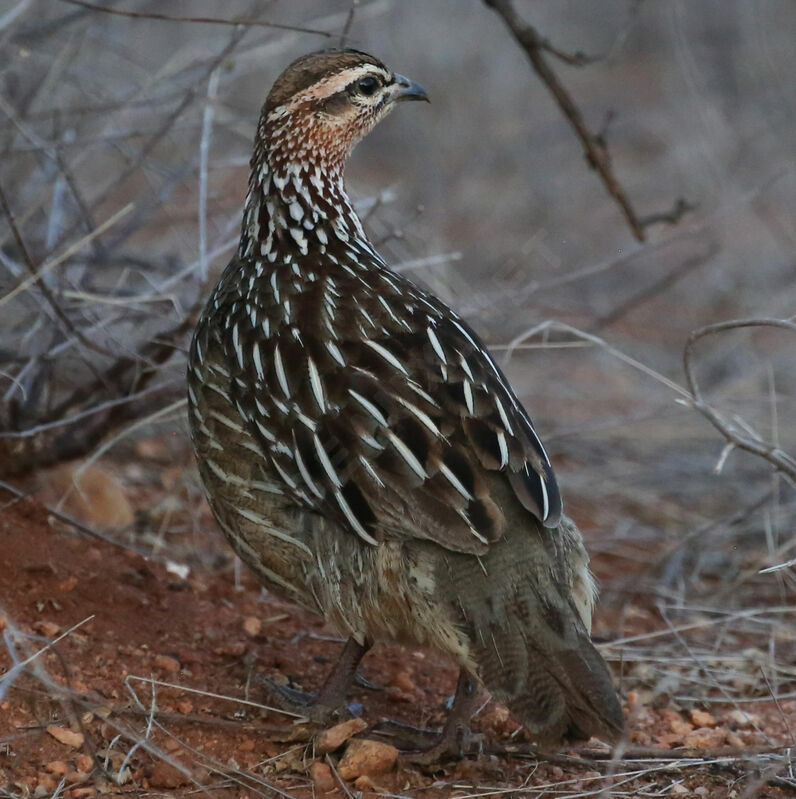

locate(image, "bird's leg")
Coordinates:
404 668 482 763
259 637 369 723
371 668 482 762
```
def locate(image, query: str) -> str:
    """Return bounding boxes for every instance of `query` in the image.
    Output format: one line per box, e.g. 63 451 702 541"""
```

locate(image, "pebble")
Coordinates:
353 775 374 791
689 709 717 727
316 717 368 754
338 739 398 780
684 727 726 749
242 616 261 637
391 670 416 693
309 761 336 793
148 760 189 789
75 754 93 773
153 654 181 673
727 709 759 727
46 726 84 748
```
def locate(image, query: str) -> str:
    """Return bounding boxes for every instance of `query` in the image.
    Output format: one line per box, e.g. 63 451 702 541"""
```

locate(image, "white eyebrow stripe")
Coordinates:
363 339 408 375
387 432 427 480
314 433 342 487
291 65 392 105
348 389 388 427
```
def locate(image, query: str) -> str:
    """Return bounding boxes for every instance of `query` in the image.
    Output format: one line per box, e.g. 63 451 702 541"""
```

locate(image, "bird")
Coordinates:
187 48 624 759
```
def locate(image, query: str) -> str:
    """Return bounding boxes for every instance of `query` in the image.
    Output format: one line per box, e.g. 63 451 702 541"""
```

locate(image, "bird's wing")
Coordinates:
221 257 561 555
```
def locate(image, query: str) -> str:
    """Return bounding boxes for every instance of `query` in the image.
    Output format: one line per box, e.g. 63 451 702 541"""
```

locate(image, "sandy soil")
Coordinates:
1 491 793 798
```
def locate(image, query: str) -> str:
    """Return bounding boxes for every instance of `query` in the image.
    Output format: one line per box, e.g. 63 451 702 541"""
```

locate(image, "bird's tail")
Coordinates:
438 521 624 745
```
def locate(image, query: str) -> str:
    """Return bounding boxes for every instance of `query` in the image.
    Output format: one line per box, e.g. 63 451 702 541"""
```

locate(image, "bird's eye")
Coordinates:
357 76 380 96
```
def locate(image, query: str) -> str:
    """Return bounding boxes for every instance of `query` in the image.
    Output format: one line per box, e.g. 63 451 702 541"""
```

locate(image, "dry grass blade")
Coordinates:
683 318 796 481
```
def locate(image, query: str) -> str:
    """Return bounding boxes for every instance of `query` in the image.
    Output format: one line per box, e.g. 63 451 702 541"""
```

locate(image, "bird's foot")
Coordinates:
369 719 483 765
403 724 483 766
256 674 351 724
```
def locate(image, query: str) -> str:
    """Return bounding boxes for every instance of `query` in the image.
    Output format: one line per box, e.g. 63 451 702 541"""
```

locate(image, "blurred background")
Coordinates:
1 0 794 720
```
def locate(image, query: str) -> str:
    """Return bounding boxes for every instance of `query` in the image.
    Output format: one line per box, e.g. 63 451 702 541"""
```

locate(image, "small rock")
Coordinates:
153 654 181 673
666 714 693 737
238 738 255 752
45 760 69 775
242 616 261 637
386 685 415 703
338 739 398 781
689 709 716 727
727 709 759 728
316 717 368 754
177 700 193 714
309 761 336 793
353 775 374 791
47 726 84 748
669 783 689 795
148 759 189 789
32 620 61 637
34 776 56 795
75 754 93 773
391 671 416 693
38 463 134 530
69 788 95 798
684 727 726 749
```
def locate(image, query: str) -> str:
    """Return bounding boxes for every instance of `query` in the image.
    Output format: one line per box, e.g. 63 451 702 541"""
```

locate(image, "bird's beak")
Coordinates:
390 74 429 104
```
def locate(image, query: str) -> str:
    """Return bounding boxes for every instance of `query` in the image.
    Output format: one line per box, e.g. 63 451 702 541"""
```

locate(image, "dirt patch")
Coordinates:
1 493 793 798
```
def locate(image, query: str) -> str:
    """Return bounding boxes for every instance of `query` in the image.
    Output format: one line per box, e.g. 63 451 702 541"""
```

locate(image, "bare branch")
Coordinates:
483 0 691 243
58 0 334 37
338 0 359 48
683 318 796 482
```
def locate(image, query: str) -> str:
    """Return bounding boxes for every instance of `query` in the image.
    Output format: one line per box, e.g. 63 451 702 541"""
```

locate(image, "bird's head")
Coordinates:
258 49 428 176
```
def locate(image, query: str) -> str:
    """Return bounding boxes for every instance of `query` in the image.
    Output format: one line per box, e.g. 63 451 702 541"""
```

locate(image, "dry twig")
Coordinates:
683 317 796 482
483 0 690 242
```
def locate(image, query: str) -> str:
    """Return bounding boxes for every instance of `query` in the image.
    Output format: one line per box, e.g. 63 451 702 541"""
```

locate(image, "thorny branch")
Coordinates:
59 0 334 37
683 317 796 483
483 0 690 242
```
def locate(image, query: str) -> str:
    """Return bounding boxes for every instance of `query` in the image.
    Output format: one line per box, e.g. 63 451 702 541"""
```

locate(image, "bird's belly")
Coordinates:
188 353 319 610
307 536 475 668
